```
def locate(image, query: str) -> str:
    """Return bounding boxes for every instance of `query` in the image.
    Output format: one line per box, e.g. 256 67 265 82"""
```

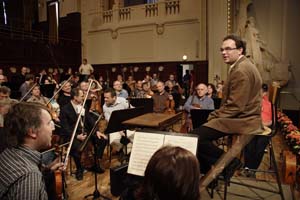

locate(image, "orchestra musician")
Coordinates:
182 83 214 132
19 73 35 101
26 85 49 105
152 81 174 113
59 88 107 181
141 82 154 98
57 80 72 108
102 88 131 154
0 102 63 200
183 83 215 113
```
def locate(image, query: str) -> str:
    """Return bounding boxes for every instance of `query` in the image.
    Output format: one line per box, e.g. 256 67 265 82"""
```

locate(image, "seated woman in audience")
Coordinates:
134 146 201 200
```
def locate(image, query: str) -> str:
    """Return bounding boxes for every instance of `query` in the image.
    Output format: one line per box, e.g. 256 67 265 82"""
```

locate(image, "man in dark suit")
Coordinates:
193 35 263 182
60 88 107 180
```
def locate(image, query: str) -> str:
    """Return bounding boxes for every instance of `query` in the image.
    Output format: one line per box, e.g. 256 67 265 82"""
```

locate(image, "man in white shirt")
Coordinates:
79 58 94 76
102 88 133 155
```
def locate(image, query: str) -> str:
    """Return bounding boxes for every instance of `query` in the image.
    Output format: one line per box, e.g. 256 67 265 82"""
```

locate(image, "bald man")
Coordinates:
183 83 214 114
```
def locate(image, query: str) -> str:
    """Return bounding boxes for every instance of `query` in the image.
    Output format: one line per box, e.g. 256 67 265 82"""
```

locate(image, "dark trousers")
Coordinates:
192 126 229 173
244 135 269 169
70 136 107 172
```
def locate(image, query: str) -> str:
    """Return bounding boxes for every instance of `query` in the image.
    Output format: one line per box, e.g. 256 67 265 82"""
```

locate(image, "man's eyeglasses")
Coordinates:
220 47 237 52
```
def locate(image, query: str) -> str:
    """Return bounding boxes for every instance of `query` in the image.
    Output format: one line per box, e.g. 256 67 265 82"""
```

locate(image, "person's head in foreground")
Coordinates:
136 146 200 200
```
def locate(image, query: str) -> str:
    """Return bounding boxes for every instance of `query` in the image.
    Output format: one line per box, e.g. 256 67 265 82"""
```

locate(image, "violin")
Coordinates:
90 92 102 113
165 95 176 114
42 142 69 200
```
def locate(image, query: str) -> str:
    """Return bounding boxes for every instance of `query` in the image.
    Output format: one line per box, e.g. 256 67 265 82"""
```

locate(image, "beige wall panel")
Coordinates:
119 29 154 62
87 31 113 64
157 22 200 62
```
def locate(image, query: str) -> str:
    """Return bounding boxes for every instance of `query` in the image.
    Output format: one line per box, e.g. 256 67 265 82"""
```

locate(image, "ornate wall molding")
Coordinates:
156 23 165 35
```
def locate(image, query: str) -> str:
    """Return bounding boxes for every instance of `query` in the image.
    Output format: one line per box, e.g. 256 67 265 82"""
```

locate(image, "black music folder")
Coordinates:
190 109 214 129
104 107 144 134
40 84 56 98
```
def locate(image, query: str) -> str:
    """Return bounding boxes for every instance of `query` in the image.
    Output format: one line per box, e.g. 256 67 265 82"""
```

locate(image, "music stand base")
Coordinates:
84 189 111 200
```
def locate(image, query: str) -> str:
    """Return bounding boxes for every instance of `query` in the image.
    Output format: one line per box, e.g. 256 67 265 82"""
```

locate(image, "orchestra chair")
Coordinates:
204 83 284 200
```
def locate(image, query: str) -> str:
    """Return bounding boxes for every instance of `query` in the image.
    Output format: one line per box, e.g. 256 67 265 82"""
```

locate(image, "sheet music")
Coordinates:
164 135 198 155
128 131 198 176
128 131 164 176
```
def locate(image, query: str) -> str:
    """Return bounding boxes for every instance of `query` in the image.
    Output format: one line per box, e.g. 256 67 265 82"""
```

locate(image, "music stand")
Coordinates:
83 115 111 200
40 84 56 98
190 109 214 129
129 98 153 113
213 98 222 109
105 107 145 134
105 107 145 160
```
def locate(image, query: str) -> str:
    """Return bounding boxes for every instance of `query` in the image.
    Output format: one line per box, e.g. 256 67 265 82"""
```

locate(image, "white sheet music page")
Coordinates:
127 131 164 176
164 135 198 155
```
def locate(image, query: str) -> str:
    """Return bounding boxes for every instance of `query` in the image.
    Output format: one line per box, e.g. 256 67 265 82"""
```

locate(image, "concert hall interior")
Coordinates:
0 0 300 200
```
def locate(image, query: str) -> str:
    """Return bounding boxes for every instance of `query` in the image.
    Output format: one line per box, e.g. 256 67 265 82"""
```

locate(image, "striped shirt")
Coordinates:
0 146 48 200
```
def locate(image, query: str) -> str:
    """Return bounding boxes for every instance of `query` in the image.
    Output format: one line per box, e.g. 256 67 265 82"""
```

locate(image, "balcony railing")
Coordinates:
102 0 181 24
